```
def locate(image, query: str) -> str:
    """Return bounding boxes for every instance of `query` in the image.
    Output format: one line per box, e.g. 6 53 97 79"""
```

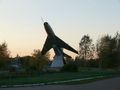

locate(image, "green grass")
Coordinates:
0 68 120 86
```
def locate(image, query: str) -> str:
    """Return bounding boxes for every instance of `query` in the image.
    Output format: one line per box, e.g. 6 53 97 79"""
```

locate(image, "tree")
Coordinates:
31 49 50 71
96 33 120 68
78 35 95 67
112 32 120 68
0 42 10 69
97 35 112 68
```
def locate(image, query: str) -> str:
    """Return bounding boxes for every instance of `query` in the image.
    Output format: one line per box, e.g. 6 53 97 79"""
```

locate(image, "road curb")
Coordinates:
0 83 45 88
47 76 105 84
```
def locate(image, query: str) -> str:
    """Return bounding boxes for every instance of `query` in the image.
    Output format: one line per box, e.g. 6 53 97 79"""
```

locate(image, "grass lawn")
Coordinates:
0 68 120 86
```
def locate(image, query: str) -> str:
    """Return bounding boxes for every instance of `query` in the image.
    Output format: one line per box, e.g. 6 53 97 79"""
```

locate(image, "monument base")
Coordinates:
50 55 64 68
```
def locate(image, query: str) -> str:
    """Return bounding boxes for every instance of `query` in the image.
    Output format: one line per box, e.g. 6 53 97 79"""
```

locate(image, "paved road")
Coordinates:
1 77 120 90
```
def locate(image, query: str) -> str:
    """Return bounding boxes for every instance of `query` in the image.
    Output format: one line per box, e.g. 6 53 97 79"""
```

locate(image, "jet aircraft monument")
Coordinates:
41 22 78 68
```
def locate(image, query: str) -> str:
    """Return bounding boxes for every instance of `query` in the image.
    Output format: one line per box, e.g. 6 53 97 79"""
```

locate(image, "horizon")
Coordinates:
0 0 120 58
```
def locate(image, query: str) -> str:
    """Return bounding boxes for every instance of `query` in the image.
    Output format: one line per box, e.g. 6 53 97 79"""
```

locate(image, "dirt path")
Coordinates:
1 77 120 90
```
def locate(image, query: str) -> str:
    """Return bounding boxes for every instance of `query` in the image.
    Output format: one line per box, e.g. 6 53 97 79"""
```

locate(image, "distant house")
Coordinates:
9 54 22 72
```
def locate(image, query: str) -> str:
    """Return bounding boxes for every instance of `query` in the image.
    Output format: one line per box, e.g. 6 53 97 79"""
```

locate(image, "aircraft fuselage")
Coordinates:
44 22 55 37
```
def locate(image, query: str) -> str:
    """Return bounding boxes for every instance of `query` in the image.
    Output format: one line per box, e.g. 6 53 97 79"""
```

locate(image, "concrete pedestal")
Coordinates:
50 55 64 68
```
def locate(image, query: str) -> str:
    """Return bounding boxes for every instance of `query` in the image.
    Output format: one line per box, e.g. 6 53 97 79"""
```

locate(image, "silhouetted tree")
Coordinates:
31 49 50 71
112 32 120 68
96 32 120 68
0 42 10 70
97 35 112 68
78 35 95 67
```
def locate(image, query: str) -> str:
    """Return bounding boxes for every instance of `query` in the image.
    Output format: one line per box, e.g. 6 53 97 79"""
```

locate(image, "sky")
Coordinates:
0 0 120 58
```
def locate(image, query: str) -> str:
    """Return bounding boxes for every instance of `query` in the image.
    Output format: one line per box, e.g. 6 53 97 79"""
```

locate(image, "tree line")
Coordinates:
75 32 120 69
0 32 120 72
0 43 50 72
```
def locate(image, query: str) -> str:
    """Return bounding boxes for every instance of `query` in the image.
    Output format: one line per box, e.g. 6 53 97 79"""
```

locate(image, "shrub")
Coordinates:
61 63 78 72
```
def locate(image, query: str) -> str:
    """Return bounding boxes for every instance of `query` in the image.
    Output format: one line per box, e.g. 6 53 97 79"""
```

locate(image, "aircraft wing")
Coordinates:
55 36 78 54
41 36 52 55
63 53 72 58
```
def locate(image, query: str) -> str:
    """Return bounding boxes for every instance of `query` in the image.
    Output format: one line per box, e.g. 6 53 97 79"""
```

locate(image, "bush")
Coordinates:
61 63 78 72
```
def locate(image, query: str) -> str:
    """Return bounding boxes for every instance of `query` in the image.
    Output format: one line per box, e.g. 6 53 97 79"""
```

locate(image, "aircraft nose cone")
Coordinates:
44 22 48 25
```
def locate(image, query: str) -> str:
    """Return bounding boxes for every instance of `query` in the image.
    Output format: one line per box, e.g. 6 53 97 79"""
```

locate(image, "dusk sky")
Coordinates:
0 0 120 58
